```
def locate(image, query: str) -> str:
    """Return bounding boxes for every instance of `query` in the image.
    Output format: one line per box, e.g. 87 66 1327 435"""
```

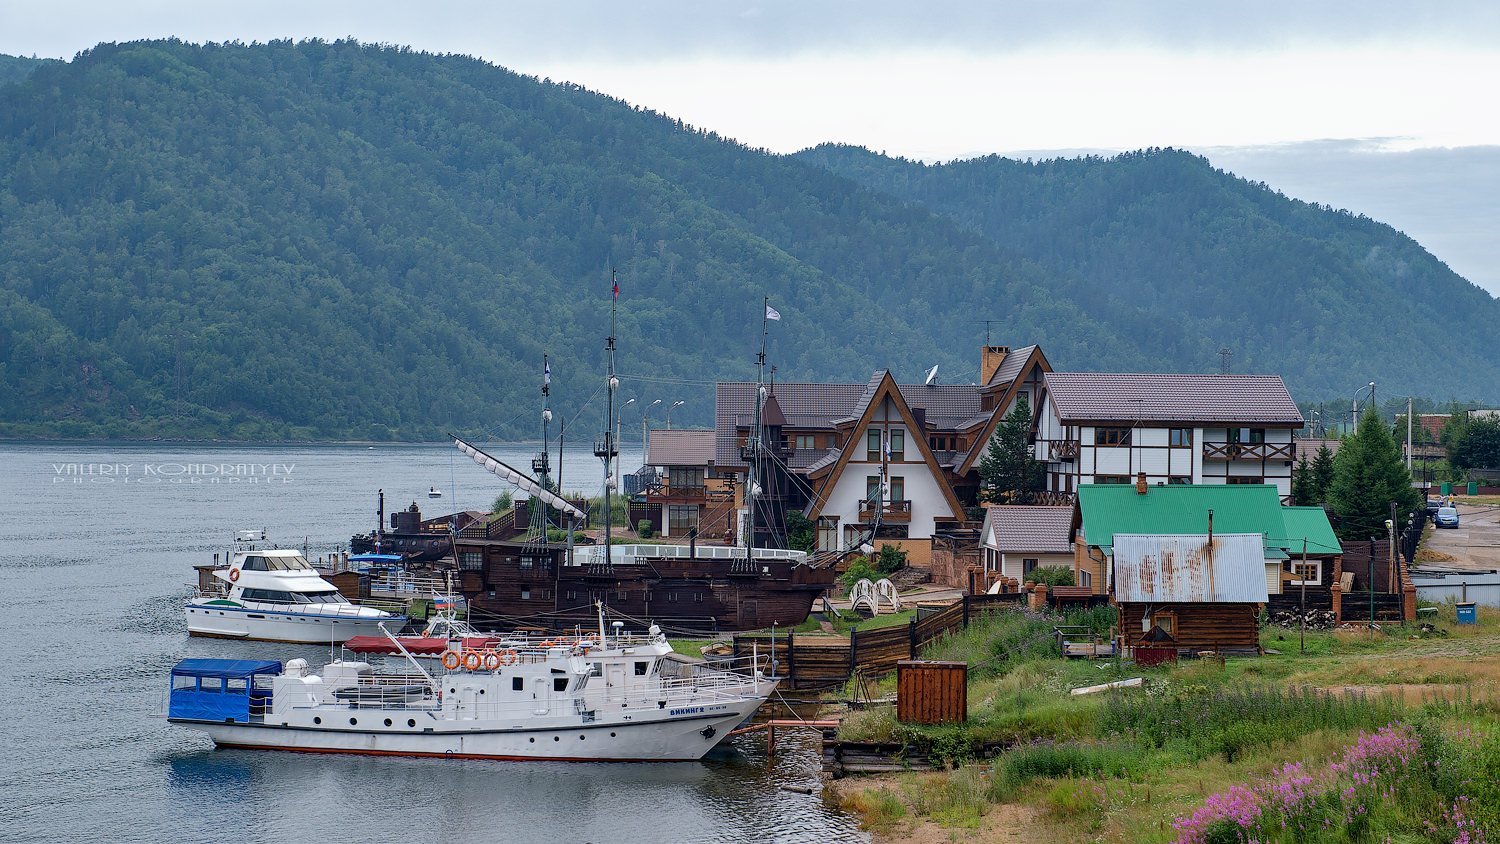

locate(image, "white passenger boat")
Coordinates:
166 624 775 761
186 535 404 644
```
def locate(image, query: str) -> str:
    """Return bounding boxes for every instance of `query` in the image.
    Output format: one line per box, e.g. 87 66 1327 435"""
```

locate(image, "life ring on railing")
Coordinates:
462 650 482 671
228 568 241 582
441 650 461 671
540 639 555 648
482 650 500 671
498 648 519 667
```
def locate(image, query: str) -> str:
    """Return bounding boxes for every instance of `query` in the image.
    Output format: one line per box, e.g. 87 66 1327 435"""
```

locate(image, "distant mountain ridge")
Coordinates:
0 40 1489 441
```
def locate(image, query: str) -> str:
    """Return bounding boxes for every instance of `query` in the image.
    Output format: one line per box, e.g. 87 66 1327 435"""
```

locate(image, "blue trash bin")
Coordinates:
1457 603 1478 625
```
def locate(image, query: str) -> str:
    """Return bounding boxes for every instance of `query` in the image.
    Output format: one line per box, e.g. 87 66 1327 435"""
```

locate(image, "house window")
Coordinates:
1228 428 1266 444
668 505 699 534
520 588 531 600
817 517 838 552
889 476 905 502
459 551 484 570
1095 427 1132 446
669 466 703 490
867 429 882 461
889 429 905 461
795 434 816 450
1093 474 1131 484
1226 476 1264 485
1168 475 1191 485
1290 560 1321 585
518 555 535 570
1150 611 1177 636
1079 569 1092 588
1169 428 1193 447
867 475 882 499
1023 558 1039 575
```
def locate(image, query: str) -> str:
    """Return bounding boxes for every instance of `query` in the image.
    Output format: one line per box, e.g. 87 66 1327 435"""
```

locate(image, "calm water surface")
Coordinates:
0 442 865 844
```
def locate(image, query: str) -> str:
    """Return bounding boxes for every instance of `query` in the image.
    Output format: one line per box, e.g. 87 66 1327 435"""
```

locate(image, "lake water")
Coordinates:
0 442 865 844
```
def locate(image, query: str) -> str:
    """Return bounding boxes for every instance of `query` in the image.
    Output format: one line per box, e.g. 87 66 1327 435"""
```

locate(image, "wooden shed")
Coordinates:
897 660 967 724
1113 532 1268 655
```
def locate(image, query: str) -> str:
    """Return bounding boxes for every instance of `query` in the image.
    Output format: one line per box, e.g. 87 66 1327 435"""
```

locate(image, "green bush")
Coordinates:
875 544 908 574
636 519 653 539
839 557 879 592
1027 565 1074 587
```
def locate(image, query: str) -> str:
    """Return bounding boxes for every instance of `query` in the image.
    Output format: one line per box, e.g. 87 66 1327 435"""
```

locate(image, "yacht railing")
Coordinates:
189 592 400 618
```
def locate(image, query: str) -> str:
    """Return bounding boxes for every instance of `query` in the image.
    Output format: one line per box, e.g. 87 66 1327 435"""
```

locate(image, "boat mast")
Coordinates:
746 296 769 562
595 271 620 568
528 355 554 543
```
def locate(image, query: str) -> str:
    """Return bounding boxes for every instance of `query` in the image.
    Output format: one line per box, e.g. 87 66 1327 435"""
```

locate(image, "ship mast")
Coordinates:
594 271 620 569
745 296 770 563
528 355 553 543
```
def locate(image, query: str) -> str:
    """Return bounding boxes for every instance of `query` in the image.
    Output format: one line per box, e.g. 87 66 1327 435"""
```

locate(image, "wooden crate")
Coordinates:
896 660 967 725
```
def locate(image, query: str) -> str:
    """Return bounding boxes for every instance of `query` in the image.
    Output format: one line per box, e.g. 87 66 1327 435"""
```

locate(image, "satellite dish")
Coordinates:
924 364 939 386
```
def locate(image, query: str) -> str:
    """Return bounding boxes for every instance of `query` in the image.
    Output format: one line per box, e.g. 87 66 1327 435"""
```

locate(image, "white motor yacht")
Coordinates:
186 537 404 644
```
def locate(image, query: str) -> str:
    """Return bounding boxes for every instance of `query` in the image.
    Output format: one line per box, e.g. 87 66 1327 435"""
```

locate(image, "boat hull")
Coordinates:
174 701 758 762
185 605 402 644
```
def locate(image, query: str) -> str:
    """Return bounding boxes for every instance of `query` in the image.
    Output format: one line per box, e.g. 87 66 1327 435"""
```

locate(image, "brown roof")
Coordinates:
715 378 983 468
986 344 1039 388
646 429 716 466
981 505 1076 554
1044 372 1303 426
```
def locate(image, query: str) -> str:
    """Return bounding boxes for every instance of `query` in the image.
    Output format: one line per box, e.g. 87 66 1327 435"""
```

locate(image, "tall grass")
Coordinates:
923 604 1118 676
1098 684 1404 763
991 741 1150 794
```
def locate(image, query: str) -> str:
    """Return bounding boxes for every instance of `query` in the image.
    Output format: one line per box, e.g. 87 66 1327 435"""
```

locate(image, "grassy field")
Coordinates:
830 603 1500 843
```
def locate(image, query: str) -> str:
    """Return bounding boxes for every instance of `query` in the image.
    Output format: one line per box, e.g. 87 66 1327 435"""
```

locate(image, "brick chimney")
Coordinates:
979 345 1010 384
1135 471 1148 495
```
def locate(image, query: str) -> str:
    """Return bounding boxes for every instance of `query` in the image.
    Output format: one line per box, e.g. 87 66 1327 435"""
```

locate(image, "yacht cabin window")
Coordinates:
634 661 650 676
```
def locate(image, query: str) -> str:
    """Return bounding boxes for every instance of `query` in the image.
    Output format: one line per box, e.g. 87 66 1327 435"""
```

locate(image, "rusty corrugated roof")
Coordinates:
1113 533 1269 603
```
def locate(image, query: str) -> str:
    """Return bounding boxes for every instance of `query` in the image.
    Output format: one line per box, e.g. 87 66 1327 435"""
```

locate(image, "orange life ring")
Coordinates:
228 568 241 582
441 650 461 671
462 650 482 671
498 648 518 667
481 650 500 671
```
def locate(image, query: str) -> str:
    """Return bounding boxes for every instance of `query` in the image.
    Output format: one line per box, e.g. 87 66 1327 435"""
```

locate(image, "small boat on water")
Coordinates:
166 619 775 761
428 486 442 499
186 533 405 644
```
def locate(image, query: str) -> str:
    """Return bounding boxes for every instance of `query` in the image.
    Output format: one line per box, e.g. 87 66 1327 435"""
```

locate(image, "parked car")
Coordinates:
1425 498 1443 519
1436 506 1460 528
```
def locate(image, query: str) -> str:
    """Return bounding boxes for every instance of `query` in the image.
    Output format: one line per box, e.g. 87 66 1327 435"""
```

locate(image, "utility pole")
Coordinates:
1388 502 1398 599
1300 538 1308 655
1406 396 1414 473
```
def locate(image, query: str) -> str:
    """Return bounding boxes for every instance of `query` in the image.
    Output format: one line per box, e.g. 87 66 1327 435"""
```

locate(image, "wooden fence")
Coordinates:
732 592 1024 689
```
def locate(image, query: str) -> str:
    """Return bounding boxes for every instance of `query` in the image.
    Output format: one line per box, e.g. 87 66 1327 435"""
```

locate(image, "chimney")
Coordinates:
1135 471 1147 495
979 345 1010 384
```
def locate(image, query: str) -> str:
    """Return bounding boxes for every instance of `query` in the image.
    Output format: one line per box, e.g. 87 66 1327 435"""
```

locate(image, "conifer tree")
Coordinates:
1311 444 1335 502
1327 407 1420 541
978 396 1045 503
1291 455 1316 506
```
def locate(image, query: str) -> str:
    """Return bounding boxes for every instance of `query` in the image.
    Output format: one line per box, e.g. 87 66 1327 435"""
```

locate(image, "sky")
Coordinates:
3 1 1497 291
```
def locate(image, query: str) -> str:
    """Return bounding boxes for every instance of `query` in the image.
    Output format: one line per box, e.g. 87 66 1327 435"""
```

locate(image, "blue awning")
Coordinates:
349 553 404 563
171 659 282 679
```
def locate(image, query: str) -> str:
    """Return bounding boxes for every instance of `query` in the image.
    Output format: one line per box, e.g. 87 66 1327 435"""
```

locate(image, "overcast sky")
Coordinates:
3 1 1497 291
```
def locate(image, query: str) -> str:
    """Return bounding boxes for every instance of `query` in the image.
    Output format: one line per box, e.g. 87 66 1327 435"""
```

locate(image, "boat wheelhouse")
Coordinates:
186 540 404 644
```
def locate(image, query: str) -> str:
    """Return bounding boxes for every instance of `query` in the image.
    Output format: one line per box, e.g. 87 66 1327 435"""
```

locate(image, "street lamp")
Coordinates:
666 400 685 430
642 399 661 459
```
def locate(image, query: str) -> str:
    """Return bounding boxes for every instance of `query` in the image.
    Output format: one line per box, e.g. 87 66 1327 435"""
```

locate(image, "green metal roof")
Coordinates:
1077 484 1339 559
1274 506 1343 556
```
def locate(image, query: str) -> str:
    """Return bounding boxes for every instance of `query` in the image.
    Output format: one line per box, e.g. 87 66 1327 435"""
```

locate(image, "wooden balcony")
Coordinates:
1047 439 1080 461
859 499 912 522
646 476 735 502
1202 442 1295 461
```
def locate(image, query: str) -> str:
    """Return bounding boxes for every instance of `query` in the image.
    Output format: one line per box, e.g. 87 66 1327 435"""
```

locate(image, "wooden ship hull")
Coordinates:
453 538 835 632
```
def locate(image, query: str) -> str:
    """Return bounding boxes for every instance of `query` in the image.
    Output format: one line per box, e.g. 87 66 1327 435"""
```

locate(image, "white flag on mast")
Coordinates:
765 304 781 321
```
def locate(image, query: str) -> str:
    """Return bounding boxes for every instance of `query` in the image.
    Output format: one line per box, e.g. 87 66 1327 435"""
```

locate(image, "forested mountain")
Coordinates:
0 55 54 86
0 40 1490 441
796 144 1497 403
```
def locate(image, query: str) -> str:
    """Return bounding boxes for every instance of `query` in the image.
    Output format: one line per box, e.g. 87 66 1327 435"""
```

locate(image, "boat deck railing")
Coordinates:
189 591 398 619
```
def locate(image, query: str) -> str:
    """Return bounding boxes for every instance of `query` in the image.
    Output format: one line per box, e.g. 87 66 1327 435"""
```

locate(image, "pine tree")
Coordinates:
1327 407 1421 541
978 395 1046 503
1291 455 1316 506
1311 444 1335 503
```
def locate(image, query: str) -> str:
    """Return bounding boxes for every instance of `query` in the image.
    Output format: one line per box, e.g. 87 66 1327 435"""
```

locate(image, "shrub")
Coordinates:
1028 565 1074 587
839 558 879 593
838 787 907 834
636 519 652 539
875 544 907 574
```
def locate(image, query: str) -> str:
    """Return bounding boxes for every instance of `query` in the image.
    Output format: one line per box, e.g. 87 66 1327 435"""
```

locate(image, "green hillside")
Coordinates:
795 144 1496 402
0 39 1491 441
